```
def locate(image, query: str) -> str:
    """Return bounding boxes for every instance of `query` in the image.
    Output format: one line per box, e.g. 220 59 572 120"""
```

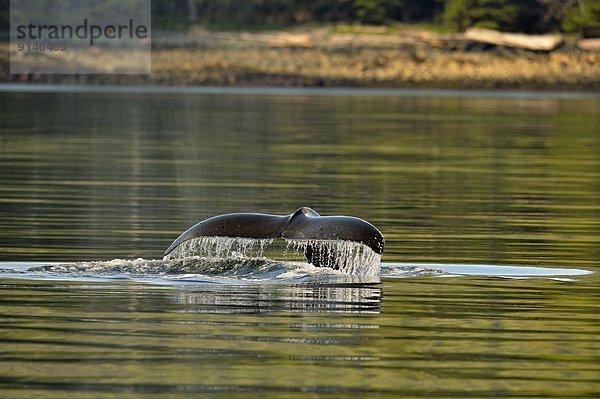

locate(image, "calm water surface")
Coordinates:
0 85 599 398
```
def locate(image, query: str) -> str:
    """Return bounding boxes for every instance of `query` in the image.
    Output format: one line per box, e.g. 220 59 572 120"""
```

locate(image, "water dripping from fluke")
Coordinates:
163 236 381 278
160 207 386 280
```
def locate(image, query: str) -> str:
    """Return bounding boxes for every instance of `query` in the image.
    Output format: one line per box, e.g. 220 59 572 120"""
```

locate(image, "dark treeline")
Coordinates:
152 0 600 36
0 1 598 36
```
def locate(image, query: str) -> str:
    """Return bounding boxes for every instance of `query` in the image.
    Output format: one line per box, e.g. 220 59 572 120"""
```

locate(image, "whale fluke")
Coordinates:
164 207 385 268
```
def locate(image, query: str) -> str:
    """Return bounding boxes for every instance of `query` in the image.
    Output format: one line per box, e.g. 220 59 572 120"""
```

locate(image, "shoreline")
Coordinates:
2 27 599 91
2 83 599 99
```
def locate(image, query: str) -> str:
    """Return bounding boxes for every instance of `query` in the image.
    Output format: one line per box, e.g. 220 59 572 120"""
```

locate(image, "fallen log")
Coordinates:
578 38 600 51
243 32 313 48
464 28 562 51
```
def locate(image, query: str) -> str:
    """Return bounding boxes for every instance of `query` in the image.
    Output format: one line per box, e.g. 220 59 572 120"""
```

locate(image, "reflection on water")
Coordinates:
1 87 599 269
173 284 381 313
1 275 598 397
1 86 599 398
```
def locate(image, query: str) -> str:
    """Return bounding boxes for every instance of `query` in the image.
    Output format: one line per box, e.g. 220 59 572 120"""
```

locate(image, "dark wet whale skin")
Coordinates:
164 207 385 261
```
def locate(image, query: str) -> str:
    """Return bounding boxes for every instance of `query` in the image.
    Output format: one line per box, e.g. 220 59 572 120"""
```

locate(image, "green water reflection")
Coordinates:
0 88 599 398
0 277 599 398
1 90 599 267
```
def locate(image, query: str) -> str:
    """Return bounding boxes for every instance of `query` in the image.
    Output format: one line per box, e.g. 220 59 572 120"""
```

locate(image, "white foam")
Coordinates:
163 236 381 278
285 239 381 278
164 236 275 261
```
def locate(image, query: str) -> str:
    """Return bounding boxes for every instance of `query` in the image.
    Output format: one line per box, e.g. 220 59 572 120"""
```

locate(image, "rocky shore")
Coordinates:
2 26 599 90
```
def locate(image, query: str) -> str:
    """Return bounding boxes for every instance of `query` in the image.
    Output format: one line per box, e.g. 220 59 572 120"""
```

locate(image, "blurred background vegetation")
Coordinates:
0 0 598 37
149 0 599 36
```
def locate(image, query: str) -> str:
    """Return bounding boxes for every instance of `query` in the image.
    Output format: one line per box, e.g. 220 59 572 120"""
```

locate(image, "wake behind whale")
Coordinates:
26 237 385 284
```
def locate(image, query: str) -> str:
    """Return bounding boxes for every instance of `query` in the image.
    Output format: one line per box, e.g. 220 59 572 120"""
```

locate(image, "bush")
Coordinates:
562 0 600 37
443 0 526 32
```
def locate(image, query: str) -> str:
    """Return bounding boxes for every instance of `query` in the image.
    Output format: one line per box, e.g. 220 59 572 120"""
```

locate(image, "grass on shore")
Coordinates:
1 24 599 90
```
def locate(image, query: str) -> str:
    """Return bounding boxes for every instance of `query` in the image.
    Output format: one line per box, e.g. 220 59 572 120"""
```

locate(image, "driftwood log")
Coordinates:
578 38 600 51
464 28 562 51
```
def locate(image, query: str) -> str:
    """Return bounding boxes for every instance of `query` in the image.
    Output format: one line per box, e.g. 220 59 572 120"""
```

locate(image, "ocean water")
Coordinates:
0 85 599 398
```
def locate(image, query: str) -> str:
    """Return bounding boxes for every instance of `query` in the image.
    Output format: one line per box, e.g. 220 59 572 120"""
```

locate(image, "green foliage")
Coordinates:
150 0 442 29
1 0 599 35
353 0 411 23
443 0 470 31
443 0 524 31
562 0 600 37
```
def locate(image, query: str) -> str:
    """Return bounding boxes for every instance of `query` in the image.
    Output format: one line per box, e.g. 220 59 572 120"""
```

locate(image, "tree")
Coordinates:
353 0 390 23
351 0 442 24
443 0 522 31
562 0 600 36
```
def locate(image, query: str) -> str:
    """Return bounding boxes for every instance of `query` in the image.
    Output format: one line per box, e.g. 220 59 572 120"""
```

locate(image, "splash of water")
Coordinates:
164 236 275 261
163 236 381 278
28 257 378 284
20 236 383 283
285 239 381 277
38 256 285 278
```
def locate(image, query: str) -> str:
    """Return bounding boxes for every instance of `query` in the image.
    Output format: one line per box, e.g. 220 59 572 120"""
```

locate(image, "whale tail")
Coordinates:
164 207 385 269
